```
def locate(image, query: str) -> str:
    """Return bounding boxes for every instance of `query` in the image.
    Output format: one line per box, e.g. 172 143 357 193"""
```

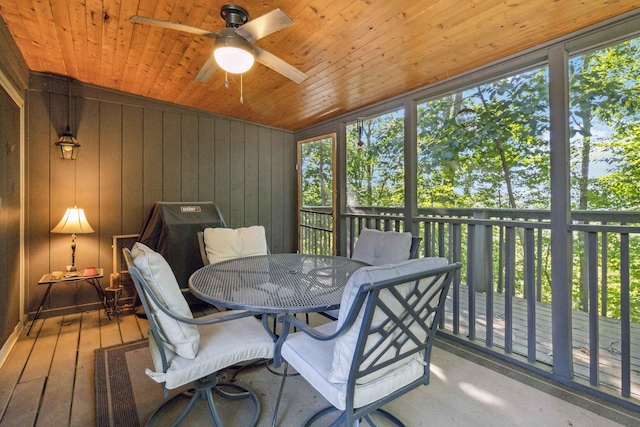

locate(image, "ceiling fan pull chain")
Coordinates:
240 73 244 104
224 71 229 88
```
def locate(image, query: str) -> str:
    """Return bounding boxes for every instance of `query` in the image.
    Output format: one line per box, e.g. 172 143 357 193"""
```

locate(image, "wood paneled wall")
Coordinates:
26 74 297 317
0 82 22 346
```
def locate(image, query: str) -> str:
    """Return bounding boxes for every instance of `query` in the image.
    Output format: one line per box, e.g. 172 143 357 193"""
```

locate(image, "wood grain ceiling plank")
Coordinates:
127 0 180 97
65 0 89 79
288 0 528 113
259 0 382 77
108 0 140 89
274 1 465 91
12 0 59 73
136 9 195 97
224 2 400 116
256 1 531 123
2 0 639 131
118 0 161 90
85 0 104 85
139 0 220 98
163 1 316 109
241 1 447 116
196 1 640 130
152 0 214 98
99 0 123 86
49 0 79 79
0 1 41 69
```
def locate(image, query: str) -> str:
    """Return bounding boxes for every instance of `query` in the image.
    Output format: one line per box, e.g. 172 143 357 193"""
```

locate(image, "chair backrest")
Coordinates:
197 231 209 266
123 244 201 379
201 225 268 265
329 258 461 389
351 228 413 266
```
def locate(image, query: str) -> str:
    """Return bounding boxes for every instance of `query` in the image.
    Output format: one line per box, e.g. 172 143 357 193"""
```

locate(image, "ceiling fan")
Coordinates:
130 4 308 84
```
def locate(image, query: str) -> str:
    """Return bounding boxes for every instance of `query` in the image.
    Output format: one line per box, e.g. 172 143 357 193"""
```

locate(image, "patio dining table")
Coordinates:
188 253 366 333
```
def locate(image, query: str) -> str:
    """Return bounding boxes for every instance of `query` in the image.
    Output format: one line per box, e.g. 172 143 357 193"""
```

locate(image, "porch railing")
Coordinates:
299 207 334 255
301 205 640 403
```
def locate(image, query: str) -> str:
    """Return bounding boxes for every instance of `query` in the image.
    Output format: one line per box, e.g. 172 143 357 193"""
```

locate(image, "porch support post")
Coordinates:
337 121 348 257
549 45 573 380
404 99 417 234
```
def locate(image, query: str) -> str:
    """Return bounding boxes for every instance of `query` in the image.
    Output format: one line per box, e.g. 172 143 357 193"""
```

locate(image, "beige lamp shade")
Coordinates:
51 206 94 234
51 207 94 272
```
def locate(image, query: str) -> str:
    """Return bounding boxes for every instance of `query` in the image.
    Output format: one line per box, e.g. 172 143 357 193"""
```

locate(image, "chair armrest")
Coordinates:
273 313 348 367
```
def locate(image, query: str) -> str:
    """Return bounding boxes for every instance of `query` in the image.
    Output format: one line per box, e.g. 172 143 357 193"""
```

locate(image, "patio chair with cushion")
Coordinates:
350 228 413 265
322 228 421 321
199 225 269 266
123 243 274 426
271 257 461 426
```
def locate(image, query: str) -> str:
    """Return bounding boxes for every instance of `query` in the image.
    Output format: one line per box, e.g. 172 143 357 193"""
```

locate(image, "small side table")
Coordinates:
104 286 123 319
29 268 109 335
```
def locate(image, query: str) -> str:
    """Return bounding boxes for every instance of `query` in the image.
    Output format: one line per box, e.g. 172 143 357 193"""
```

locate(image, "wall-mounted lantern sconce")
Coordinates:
55 78 80 160
55 125 81 160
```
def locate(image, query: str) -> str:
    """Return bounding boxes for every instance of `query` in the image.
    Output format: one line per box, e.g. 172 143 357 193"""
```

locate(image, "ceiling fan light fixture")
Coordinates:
214 33 255 74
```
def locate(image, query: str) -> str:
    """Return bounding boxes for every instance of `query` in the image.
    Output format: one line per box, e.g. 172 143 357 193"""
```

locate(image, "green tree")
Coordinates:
347 110 404 207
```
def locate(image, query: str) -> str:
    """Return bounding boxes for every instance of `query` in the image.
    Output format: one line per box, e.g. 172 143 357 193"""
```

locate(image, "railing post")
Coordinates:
472 208 488 292
548 44 573 380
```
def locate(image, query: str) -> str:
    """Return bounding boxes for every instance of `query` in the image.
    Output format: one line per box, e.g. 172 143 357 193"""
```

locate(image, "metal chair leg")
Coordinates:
145 375 260 427
271 362 289 427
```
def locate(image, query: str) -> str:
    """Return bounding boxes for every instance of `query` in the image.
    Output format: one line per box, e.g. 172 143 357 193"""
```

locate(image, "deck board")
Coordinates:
0 378 44 427
19 317 60 383
0 330 37 421
69 311 101 427
35 313 81 427
443 285 640 399
0 296 638 425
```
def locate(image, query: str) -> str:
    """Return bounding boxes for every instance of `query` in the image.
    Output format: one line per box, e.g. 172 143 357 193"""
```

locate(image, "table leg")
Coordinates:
262 314 277 340
28 283 54 335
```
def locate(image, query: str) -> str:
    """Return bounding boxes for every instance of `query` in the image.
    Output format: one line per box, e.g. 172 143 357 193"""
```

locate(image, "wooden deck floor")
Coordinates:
0 309 149 426
442 285 640 401
0 294 638 426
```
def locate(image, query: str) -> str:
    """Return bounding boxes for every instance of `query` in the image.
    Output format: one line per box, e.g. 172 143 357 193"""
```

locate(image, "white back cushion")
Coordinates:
351 228 412 266
204 225 268 265
131 242 200 359
329 257 448 384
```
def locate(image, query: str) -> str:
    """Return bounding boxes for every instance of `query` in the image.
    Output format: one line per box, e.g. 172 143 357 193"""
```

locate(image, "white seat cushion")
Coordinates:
131 242 200 359
204 225 268 265
351 228 412 266
329 257 449 384
281 322 424 410
146 311 275 389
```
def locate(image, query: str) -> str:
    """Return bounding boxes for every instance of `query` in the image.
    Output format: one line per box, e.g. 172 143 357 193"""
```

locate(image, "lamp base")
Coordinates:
67 265 77 272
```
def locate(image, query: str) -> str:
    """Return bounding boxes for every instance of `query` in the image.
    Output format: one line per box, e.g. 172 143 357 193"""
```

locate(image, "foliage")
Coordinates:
301 138 333 207
346 110 405 207
344 37 640 322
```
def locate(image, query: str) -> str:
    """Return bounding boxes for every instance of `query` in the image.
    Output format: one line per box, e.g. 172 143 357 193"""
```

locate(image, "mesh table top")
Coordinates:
189 254 366 314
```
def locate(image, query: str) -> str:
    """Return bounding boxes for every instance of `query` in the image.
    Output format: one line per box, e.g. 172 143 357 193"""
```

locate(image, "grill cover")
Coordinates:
138 202 226 289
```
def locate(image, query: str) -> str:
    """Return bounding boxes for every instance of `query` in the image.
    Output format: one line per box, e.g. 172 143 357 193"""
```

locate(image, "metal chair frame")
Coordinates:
273 262 461 426
123 248 262 427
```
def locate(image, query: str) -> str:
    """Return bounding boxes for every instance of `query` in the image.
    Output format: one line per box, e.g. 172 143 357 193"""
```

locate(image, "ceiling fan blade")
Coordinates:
194 56 217 82
130 15 218 38
235 9 294 43
253 46 308 84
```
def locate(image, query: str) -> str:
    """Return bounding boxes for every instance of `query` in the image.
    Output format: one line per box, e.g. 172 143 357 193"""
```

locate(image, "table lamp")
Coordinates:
51 206 95 272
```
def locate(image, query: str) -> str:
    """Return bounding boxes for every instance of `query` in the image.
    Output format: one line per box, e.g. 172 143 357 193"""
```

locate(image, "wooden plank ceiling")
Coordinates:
0 0 638 131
